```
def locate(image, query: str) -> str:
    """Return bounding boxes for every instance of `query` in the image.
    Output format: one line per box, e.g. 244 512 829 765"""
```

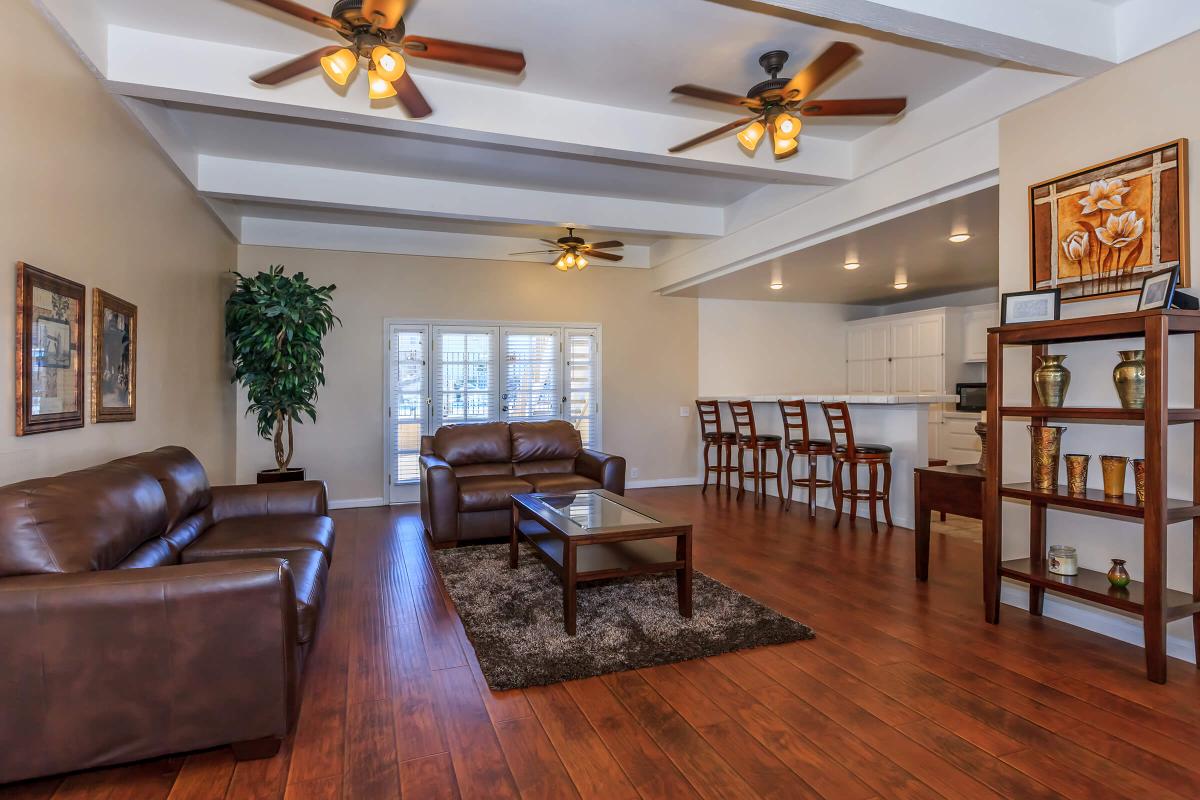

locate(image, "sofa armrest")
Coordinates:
420 454 459 544
576 449 627 495
208 480 329 523
0 559 298 784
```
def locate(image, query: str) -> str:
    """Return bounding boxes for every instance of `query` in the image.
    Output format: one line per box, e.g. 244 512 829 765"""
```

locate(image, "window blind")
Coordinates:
502 328 560 423
564 328 599 447
433 326 497 430
389 326 426 484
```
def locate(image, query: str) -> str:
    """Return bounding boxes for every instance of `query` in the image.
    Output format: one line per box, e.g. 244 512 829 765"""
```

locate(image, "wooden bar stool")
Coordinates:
695 399 737 494
778 400 835 517
727 401 784 506
820 401 893 532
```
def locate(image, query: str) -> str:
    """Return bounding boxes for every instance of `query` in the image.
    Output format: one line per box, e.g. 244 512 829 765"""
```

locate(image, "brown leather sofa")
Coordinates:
0 446 334 784
419 420 625 546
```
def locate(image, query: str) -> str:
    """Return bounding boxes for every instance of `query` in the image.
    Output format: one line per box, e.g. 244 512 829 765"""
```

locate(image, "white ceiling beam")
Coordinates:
751 0 1117 75
240 217 651 267
197 156 723 238
103 25 852 185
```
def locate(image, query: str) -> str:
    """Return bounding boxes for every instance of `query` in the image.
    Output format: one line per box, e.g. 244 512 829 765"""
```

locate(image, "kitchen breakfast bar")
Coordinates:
696 393 957 529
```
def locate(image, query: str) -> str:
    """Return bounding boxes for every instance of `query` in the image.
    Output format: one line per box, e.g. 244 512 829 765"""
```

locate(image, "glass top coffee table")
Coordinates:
510 489 693 635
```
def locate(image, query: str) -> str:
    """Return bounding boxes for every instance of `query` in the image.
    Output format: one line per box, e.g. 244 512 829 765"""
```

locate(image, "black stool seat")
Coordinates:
703 431 737 443
836 443 892 455
740 433 782 444
787 437 832 450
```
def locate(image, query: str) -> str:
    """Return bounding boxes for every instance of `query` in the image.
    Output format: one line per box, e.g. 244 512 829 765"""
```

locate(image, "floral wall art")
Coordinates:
1029 140 1188 301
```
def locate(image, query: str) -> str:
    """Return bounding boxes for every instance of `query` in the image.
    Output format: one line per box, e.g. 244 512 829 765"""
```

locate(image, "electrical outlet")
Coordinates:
630 467 640 478
679 406 690 417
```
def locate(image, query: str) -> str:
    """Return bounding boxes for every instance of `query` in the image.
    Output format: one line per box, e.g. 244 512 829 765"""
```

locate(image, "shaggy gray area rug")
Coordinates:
433 542 815 690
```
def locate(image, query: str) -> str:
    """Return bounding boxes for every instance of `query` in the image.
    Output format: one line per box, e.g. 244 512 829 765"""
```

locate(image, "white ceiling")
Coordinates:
675 186 999 304
33 0 1200 296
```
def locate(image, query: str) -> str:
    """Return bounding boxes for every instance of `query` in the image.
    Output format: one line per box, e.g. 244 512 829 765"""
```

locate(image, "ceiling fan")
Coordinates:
510 229 624 272
246 0 526 119
668 42 906 159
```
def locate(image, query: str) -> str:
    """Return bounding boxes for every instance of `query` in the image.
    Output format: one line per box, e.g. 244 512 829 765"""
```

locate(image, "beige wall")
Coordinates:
0 2 237 485
999 31 1200 659
235 246 700 502
698 299 856 396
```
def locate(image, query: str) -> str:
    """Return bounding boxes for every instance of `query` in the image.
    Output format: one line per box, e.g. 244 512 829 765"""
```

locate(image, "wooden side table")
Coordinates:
914 464 984 581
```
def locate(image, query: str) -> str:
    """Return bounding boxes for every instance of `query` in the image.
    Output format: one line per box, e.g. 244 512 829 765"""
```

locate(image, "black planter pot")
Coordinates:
257 467 306 484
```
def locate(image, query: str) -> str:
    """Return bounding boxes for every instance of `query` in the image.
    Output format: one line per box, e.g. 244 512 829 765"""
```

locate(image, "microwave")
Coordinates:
956 383 987 413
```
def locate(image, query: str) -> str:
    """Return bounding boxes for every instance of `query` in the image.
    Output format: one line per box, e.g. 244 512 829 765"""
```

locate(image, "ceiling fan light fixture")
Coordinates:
773 135 798 157
563 251 577 268
555 257 570 272
774 113 801 138
371 46 406 81
368 68 398 99
736 121 765 151
576 255 589 269
320 48 358 85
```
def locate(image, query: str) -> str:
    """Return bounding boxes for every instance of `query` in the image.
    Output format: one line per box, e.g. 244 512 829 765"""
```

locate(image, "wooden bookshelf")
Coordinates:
984 308 1200 683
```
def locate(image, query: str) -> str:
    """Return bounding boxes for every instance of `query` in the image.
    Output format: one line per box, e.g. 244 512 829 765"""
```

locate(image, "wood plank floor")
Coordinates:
4 486 1200 799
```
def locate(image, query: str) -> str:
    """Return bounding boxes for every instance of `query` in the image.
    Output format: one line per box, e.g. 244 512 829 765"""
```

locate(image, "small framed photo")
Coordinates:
1002 288 1062 325
1136 266 1179 310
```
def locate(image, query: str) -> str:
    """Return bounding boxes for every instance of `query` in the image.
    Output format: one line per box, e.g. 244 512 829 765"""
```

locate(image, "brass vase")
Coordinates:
1034 355 1070 407
1028 425 1065 491
1100 455 1129 497
1113 350 1147 409
1131 458 1146 504
1064 454 1090 495
1107 559 1131 589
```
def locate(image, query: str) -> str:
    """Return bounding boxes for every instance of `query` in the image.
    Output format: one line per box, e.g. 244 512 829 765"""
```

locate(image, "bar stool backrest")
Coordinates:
778 400 811 449
695 399 723 439
821 401 857 456
727 400 758 445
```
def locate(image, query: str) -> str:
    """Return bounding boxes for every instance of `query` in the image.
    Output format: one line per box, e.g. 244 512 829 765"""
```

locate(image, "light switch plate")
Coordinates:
630 467 640 478
679 406 690 417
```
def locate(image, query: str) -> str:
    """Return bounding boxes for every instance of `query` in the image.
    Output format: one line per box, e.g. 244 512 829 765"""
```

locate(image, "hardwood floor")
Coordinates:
4 486 1200 799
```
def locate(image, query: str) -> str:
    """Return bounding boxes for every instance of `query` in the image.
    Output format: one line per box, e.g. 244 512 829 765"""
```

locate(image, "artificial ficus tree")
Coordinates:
225 265 340 472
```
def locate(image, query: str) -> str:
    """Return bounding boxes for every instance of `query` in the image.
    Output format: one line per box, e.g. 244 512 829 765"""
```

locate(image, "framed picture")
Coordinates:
91 289 137 423
1002 288 1062 325
1029 139 1189 302
15 262 85 435
1137 266 1179 310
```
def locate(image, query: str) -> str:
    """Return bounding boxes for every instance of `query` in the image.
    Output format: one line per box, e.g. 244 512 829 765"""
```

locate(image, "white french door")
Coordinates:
385 320 600 503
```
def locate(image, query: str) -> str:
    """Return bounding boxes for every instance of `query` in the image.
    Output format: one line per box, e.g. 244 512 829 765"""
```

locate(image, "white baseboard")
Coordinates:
329 497 385 510
627 476 702 489
1001 583 1197 664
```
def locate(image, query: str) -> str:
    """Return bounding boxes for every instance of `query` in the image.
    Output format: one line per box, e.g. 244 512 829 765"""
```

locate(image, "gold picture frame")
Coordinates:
91 289 137 423
15 262 86 435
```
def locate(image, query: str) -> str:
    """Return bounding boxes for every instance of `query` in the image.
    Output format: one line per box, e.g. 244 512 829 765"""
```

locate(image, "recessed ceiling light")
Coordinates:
843 262 861 271
949 233 972 243
894 281 909 290
769 281 784 291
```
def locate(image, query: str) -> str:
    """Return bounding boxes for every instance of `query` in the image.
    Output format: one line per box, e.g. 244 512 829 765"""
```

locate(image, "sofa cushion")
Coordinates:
522 474 602 494
0 463 167 577
116 538 179 570
434 422 512 467
510 421 581 463
181 515 334 565
281 549 327 644
513 458 576 477
112 447 211 531
457 475 533 512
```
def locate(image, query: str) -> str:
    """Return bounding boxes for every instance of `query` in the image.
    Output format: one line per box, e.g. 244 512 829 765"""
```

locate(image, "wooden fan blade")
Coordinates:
392 72 432 118
783 41 861 100
540 239 565 247
362 0 405 29
251 46 343 85
668 116 759 154
671 84 756 107
584 250 623 262
799 98 906 116
583 241 624 250
401 36 525 74
245 0 349 33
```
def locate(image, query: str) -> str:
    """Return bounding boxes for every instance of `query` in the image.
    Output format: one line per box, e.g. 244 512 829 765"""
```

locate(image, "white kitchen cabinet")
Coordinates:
963 304 999 363
944 412 984 465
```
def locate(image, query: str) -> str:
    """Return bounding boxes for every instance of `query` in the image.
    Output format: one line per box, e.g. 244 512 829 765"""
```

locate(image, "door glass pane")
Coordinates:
390 327 426 484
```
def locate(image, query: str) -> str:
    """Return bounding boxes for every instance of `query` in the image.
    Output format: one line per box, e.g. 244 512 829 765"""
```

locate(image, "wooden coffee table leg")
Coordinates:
677 533 693 618
509 504 520 569
564 541 577 635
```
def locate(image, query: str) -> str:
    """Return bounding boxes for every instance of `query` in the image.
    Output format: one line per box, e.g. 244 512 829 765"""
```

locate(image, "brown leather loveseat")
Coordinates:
419 420 625 545
0 446 334 784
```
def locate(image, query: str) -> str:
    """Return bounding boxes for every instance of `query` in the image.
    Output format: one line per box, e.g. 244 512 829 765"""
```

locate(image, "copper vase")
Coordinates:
1028 425 1065 491
1131 458 1146 504
1034 355 1070 407
1064 454 1090 495
1100 455 1129 497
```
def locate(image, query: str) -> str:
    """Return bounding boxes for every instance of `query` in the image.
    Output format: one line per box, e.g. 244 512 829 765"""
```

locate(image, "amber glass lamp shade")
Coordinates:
774 113 802 139
773 135 798 157
576 254 589 270
555 256 570 272
371 46 406 81
368 69 398 99
736 121 765 150
320 48 358 85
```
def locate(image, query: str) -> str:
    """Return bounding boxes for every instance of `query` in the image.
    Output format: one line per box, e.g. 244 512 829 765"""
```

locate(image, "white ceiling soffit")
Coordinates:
32 0 1200 271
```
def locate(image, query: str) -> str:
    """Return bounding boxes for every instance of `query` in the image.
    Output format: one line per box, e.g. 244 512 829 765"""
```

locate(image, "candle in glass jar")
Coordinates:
1048 545 1078 576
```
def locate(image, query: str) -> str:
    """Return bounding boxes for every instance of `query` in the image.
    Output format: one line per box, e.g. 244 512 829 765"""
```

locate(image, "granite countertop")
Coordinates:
697 393 958 404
